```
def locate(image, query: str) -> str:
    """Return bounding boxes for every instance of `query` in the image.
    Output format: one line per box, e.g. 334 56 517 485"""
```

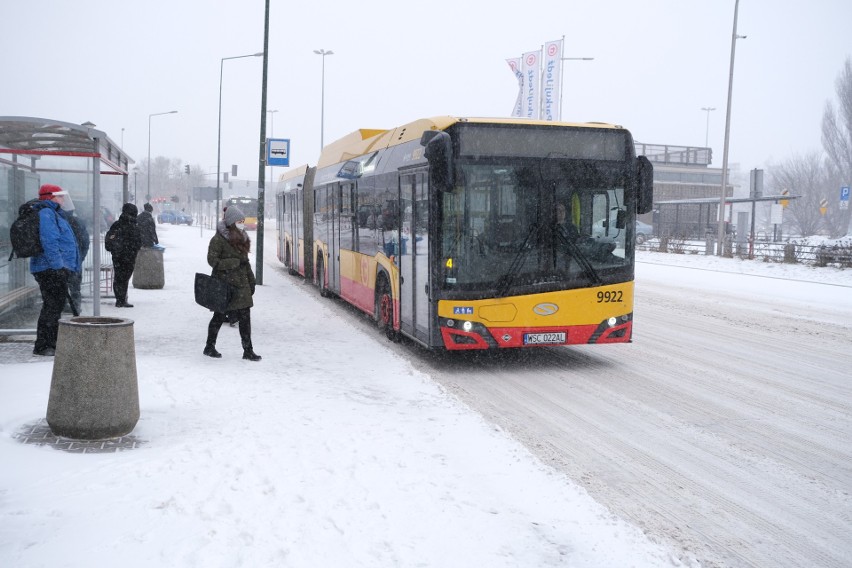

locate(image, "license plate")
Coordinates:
523 332 566 345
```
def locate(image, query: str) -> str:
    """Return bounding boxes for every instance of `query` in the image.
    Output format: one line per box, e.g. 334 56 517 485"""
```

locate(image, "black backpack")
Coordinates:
8 199 56 261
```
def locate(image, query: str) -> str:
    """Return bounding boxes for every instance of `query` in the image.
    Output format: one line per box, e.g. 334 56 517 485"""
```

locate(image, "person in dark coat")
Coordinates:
203 206 260 361
137 202 159 248
30 184 81 356
105 203 142 307
64 206 89 315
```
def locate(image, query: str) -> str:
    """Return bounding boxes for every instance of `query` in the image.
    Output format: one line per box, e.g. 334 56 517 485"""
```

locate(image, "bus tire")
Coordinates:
375 273 399 342
286 244 297 275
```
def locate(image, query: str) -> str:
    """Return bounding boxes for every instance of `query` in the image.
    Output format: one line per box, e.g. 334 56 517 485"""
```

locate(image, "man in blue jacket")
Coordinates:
30 184 80 356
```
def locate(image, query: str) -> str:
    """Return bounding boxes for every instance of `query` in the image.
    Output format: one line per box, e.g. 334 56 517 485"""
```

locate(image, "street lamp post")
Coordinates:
701 106 716 147
313 49 333 150
717 0 746 255
559 56 594 120
133 168 139 204
148 111 177 203
217 52 263 223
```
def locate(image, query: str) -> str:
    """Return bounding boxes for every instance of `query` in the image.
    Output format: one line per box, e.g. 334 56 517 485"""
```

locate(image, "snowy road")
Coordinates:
389 262 852 568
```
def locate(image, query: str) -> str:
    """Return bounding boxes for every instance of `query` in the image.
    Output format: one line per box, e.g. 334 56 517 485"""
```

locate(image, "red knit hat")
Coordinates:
38 184 69 200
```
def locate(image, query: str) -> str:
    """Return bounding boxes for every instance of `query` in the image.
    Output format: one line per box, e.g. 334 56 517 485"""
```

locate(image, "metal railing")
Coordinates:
638 236 852 267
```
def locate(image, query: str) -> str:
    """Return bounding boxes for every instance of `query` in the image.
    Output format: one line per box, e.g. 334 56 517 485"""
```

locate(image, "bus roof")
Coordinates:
316 116 624 169
277 164 309 183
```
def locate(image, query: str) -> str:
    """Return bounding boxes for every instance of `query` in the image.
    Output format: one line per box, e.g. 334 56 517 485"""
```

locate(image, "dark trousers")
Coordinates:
33 269 69 352
206 308 253 353
113 258 135 302
67 270 82 314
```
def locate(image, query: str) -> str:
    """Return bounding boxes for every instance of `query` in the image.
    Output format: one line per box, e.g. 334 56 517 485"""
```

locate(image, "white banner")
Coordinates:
541 39 563 121
521 50 541 119
506 58 524 118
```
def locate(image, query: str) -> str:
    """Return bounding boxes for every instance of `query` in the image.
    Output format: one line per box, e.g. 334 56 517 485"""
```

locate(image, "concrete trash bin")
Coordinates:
133 247 165 289
46 317 140 440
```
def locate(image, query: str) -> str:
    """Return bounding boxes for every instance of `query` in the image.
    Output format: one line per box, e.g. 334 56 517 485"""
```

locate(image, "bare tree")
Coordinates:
768 152 830 236
821 57 852 236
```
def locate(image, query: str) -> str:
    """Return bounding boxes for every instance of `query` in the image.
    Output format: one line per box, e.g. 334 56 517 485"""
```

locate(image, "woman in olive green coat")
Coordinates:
203 206 261 361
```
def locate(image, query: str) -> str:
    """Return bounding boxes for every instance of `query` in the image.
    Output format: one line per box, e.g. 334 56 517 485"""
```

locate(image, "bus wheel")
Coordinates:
375 275 399 342
317 257 330 297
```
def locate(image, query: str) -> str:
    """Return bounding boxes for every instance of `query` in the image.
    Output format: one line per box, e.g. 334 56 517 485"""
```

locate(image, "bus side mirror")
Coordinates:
421 131 454 192
637 155 653 214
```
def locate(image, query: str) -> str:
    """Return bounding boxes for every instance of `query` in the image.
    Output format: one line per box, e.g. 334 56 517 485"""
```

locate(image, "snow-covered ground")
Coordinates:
1 224 848 567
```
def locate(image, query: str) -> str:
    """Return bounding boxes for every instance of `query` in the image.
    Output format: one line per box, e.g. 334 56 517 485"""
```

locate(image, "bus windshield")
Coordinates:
440 158 633 296
226 197 258 218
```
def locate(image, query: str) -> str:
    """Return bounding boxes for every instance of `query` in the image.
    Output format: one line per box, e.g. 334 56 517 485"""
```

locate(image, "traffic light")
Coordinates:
184 165 190 174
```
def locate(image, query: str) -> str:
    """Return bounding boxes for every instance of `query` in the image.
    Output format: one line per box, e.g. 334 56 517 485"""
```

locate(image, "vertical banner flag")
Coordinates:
507 58 524 118
522 50 541 119
542 39 563 121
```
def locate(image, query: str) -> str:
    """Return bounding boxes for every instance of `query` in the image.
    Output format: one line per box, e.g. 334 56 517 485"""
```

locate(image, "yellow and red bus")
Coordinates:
277 116 653 350
225 196 259 230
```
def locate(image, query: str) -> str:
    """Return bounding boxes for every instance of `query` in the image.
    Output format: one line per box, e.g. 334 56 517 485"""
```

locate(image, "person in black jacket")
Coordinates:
65 208 90 315
203 206 260 361
137 203 159 248
105 203 142 307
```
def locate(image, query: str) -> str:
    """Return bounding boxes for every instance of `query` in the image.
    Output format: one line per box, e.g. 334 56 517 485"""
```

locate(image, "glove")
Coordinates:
250 284 256 295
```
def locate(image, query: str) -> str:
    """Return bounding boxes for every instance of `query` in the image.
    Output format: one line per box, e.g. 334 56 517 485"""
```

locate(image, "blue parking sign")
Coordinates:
841 186 850 201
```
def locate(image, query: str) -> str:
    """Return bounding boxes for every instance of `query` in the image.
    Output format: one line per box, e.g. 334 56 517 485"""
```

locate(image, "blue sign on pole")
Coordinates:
841 186 850 201
267 138 290 167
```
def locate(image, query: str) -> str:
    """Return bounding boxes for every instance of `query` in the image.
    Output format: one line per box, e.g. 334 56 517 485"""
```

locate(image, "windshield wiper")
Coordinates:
556 230 602 285
496 223 541 297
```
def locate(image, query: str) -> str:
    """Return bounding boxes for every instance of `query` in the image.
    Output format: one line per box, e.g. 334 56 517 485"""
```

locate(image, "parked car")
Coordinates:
593 210 654 245
635 220 654 244
158 210 193 225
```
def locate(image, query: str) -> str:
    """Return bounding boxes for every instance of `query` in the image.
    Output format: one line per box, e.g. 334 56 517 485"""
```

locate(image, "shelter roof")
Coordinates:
0 116 133 173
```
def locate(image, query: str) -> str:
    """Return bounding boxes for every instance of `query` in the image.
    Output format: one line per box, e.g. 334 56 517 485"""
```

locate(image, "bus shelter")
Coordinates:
655 194 800 241
0 117 133 335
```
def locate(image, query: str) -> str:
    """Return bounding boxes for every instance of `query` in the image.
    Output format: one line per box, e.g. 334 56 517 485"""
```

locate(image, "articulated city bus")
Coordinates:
276 116 653 350
225 196 259 230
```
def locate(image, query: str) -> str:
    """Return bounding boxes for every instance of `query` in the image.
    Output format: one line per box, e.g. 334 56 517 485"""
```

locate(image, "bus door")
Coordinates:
330 182 342 294
314 184 332 287
399 169 431 343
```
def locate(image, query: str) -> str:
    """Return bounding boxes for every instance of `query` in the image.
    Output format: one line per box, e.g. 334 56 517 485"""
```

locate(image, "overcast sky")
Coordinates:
4 1 850 188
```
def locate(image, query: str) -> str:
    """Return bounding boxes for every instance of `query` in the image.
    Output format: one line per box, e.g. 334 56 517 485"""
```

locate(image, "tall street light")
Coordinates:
559 56 594 119
701 106 716 147
313 49 333 150
717 0 746 255
148 110 177 202
217 52 263 222
256 0 271 286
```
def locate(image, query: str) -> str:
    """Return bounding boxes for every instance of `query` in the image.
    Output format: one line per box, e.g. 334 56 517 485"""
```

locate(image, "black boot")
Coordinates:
205 317 223 358
242 350 261 361
236 309 259 361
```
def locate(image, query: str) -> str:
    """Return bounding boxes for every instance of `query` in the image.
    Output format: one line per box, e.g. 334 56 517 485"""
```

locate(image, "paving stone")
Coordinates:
13 419 145 453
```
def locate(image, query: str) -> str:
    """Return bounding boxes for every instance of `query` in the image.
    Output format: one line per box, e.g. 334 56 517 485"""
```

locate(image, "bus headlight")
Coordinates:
607 317 617 327
463 321 473 332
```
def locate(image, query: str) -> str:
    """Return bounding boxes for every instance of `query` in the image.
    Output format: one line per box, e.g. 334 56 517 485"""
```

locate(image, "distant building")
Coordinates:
635 142 737 239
